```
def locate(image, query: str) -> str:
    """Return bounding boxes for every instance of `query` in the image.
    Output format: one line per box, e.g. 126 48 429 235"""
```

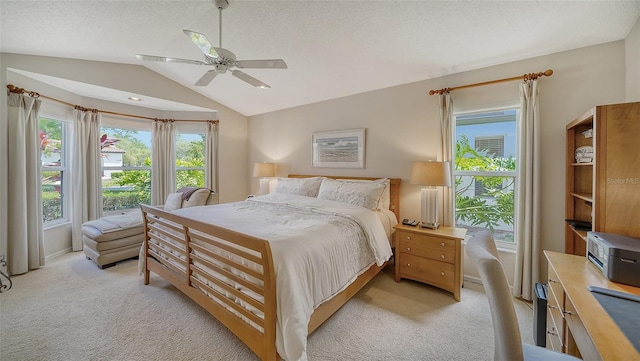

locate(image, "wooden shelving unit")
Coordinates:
565 102 640 255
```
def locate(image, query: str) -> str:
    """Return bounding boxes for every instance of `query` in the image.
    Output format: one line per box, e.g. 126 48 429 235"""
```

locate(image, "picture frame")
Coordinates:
312 128 365 168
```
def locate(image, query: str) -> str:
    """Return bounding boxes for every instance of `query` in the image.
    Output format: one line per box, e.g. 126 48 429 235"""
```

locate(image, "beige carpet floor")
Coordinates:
0 252 534 361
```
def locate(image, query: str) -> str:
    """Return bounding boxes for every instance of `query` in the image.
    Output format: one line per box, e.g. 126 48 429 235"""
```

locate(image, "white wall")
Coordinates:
626 17 640 102
248 40 628 284
1 53 250 260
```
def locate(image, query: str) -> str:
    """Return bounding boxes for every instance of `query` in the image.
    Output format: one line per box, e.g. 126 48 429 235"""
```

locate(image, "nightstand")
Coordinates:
394 224 466 301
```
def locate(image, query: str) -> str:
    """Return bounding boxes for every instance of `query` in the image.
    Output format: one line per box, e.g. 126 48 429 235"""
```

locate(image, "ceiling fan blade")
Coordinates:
183 30 219 59
235 59 288 69
195 70 218 87
136 54 206 65
231 70 270 89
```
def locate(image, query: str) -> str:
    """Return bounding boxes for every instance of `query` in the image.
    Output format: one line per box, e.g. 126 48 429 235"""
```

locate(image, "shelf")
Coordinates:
572 162 593 166
570 192 593 203
569 227 589 241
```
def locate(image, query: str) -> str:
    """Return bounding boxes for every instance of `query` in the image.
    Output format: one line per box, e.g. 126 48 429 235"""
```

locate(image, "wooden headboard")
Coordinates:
288 174 401 221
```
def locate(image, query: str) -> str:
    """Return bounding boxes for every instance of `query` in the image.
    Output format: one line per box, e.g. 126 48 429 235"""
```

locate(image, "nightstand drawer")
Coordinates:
398 243 455 264
397 230 455 250
398 253 455 291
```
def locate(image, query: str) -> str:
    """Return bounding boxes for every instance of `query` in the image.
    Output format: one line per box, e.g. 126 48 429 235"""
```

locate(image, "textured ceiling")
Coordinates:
1 1 639 116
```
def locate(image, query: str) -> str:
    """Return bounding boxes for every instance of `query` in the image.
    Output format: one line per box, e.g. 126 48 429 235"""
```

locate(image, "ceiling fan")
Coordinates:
135 0 287 89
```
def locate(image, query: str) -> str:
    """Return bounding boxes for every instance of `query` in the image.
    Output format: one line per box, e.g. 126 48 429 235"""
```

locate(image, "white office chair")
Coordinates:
466 230 579 361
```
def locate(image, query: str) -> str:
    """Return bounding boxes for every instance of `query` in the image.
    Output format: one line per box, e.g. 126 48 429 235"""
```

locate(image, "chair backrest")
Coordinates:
466 230 523 361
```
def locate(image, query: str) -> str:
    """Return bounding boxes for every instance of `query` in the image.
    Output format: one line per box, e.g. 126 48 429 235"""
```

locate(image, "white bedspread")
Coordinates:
170 193 392 361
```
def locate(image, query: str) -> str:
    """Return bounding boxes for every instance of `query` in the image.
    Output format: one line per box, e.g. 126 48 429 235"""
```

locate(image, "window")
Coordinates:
40 117 67 224
454 109 518 245
100 126 152 215
176 132 205 189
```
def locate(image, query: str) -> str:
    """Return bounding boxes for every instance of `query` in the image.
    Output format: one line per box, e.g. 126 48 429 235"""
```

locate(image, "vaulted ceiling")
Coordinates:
1 1 638 116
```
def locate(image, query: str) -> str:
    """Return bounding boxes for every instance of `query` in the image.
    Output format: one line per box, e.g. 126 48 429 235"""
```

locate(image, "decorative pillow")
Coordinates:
182 189 212 208
163 192 183 211
338 178 390 210
274 177 323 197
317 178 385 210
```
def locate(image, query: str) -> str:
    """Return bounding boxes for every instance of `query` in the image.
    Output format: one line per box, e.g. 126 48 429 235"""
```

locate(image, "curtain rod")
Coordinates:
428 69 553 96
6 84 219 124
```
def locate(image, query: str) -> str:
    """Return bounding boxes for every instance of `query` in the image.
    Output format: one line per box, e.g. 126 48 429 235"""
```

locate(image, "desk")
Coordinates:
544 251 640 360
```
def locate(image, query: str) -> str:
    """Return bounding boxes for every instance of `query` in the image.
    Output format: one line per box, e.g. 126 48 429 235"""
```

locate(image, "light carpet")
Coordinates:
0 252 534 360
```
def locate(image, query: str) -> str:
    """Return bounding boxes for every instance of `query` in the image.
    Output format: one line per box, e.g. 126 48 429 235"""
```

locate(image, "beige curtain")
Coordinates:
151 120 175 205
513 79 541 300
205 121 219 204
71 108 103 251
6 92 45 274
439 93 454 227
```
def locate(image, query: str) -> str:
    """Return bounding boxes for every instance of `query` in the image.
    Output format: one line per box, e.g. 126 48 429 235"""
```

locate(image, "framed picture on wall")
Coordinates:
312 128 365 168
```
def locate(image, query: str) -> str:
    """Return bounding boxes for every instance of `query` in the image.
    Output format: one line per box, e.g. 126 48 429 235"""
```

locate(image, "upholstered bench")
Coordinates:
83 188 215 269
82 209 145 269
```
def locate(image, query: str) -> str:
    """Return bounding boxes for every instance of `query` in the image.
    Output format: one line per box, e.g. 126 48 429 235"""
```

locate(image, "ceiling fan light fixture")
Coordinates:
214 63 228 73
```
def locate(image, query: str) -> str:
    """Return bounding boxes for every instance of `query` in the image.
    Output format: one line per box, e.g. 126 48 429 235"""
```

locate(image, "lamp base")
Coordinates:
420 188 440 230
258 178 270 196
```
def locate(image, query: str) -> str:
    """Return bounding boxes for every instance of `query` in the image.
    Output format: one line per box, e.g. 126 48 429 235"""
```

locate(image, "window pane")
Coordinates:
176 170 205 189
100 127 152 214
101 127 152 167
455 109 517 244
40 118 63 166
454 175 515 243
40 117 65 224
42 170 63 222
102 170 151 214
176 133 205 189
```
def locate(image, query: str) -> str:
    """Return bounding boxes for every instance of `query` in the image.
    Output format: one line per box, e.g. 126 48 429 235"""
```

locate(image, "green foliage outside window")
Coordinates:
176 134 205 189
101 132 205 211
455 135 516 234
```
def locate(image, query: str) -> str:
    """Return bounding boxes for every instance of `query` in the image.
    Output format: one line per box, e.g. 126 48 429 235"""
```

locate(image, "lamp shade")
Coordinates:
410 161 451 187
253 162 275 178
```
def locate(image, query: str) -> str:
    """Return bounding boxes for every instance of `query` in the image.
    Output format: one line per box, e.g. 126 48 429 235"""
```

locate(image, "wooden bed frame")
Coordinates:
140 175 401 361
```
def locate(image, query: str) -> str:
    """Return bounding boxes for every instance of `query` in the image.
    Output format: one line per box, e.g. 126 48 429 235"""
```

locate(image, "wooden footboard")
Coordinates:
140 204 278 361
140 175 400 361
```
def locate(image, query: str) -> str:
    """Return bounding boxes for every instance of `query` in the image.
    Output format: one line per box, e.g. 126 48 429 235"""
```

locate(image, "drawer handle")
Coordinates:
440 271 445 276
547 329 557 336
548 305 560 311
406 263 411 267
548 278 559 284
406 247 411 251
441 242 445 247
563 310 574 316
440 254 445 259
406 236 411 240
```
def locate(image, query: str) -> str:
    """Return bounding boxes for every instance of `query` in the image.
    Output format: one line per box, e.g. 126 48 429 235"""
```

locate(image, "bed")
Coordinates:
139 175 401 361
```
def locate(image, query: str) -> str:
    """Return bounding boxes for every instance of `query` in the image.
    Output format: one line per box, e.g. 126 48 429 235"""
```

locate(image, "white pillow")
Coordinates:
317 178 385 210
274 177 323 197
163 192 183 211
182 188 212 208
338 178 390 210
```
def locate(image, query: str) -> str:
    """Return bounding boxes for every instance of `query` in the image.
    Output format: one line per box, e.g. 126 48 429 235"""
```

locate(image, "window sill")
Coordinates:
43 220 71 231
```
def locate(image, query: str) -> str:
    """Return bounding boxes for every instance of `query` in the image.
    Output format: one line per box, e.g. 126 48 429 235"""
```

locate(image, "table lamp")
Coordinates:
253 162 275 195
410 161 451 229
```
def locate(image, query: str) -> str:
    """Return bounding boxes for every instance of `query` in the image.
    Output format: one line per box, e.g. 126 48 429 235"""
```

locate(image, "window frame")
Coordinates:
99 121 153 215
175 128 206 190
453 106 519 249
40 115 70 227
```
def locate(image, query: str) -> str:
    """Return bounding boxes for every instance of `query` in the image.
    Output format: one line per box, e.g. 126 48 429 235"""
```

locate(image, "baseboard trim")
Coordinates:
45 248 73 262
